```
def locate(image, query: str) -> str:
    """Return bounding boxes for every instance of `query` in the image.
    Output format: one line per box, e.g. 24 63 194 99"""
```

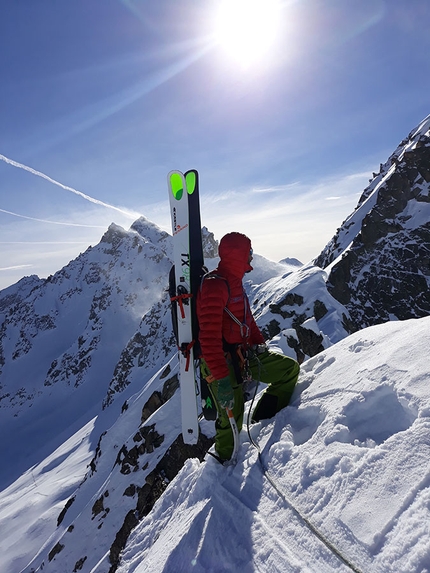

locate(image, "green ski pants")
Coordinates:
206 350 300 461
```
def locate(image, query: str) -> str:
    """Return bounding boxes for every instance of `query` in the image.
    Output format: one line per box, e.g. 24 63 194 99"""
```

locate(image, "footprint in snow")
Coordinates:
326 385 415 448
348 339 374 353
288 405 325 446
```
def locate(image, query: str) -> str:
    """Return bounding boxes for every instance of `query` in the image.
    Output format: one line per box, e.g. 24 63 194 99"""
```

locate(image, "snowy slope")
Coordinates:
3 316 429 573
246 253 302 286
116 316 430 573
0 418 97 573
0 217 173 489
11 358 186 573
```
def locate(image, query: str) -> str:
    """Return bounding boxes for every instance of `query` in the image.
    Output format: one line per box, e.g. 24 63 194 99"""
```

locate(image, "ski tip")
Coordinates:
184 169 199 195
167 170 199 198
168 171 185 201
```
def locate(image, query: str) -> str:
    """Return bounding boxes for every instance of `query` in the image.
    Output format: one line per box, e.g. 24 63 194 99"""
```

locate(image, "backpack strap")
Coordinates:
223 306 250 339
200 271 230 302
201 271 250 341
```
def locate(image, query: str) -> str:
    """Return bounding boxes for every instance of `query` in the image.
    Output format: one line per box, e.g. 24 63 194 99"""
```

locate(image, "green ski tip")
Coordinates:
170 172 184 201
185 171 197 195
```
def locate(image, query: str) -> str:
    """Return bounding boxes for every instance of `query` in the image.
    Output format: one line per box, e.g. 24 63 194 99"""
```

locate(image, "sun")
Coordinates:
214 0 282 68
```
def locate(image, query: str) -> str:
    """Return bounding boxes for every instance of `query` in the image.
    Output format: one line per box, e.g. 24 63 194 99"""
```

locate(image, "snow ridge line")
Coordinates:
245 410 364 573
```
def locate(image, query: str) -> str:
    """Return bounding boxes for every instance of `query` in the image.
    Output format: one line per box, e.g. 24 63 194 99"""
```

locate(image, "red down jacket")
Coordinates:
197 232 265 381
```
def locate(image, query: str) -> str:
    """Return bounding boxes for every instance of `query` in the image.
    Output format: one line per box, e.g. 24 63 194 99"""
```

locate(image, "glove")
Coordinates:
217 376 234 410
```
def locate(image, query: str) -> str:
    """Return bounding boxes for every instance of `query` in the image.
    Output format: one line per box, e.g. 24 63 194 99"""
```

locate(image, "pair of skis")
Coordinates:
167 170 239 462
168 169 203 445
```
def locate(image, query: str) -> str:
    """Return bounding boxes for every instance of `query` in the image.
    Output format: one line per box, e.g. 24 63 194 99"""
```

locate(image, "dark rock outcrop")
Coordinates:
108 431 213 573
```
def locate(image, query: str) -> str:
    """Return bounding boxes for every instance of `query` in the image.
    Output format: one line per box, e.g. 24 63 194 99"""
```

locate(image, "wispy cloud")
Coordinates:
0 241 91 244
250 182 301 194
0 208 106 228
197 167 372 264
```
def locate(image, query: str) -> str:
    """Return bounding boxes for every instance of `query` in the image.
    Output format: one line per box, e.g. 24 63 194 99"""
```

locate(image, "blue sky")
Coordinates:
1 0 430 290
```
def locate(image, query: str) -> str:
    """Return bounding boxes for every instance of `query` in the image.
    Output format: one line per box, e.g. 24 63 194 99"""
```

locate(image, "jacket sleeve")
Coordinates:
197 277 230 380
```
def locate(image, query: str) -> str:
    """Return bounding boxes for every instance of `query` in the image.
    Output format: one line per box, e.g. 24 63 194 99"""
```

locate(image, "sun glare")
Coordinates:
214 0 282 68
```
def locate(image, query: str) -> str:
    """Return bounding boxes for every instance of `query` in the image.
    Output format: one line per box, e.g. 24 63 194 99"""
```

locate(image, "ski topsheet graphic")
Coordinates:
168 170 200 444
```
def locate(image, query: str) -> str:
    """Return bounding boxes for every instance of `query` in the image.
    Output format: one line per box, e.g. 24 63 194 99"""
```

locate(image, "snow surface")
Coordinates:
0 419 95 573
115 316 430 573
2 316 430 572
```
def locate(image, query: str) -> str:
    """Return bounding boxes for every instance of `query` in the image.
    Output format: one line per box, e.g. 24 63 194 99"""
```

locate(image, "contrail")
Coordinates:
0 207 106 228
0 153 140 219
0 264 33 272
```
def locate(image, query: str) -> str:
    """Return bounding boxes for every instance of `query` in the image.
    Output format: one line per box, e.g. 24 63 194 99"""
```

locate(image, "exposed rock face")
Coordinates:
102 297 175 408
251 265 353 362
314 115 430 329
202 226 219 258
42 366 213 573
108 431 212 573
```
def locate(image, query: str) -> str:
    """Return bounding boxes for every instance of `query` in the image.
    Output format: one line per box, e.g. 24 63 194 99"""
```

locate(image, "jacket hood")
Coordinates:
218 232 253 278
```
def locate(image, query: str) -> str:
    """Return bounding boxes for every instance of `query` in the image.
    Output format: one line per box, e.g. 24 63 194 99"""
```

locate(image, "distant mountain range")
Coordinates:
0 114 429 573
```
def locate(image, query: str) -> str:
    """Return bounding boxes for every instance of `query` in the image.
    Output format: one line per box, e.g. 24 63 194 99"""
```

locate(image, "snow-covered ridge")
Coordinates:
8 315 428 573
315 113 430 269
314 113 430 329
115 316 430 573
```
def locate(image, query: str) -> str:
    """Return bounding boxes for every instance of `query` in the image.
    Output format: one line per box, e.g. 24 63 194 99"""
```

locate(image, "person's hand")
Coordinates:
217 376 234 409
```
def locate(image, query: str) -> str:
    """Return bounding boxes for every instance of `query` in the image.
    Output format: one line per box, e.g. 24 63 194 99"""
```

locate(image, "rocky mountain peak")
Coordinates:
314 114 430 329
129 216 170 246
201 225 218 258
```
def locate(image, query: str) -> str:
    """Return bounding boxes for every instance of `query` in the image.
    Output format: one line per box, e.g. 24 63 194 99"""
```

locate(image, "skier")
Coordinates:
197 232 300 462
